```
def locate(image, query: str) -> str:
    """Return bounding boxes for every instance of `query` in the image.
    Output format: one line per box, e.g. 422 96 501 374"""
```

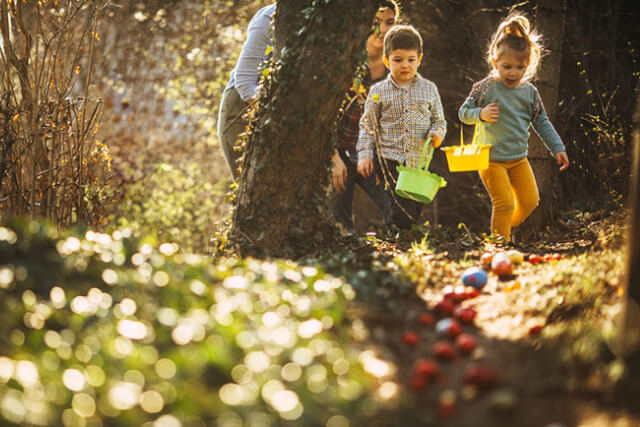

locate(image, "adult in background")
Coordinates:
217 4 276 180
331 1 399 235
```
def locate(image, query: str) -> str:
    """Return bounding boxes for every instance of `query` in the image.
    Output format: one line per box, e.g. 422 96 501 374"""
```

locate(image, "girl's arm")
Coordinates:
458 82 485 125
531 87 566 156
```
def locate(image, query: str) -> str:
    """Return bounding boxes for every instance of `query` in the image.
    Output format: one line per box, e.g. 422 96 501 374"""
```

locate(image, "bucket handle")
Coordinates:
418 137 434 171
460 124 483 146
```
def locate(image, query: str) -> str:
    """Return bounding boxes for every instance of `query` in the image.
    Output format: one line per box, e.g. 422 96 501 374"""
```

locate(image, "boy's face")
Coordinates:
383 49 422 85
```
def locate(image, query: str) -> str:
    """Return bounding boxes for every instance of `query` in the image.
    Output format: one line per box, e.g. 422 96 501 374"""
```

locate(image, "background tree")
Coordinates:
520 0 567 238
232 0 379 258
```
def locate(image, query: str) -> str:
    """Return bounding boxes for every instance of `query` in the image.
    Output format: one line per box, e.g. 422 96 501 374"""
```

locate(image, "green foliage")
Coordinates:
0 219 395 426
112 162 228 253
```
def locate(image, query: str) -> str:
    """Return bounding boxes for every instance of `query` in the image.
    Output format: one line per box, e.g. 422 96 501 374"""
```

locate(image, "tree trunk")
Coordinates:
232 0 378 258
521 0 566 239
619 92 640 359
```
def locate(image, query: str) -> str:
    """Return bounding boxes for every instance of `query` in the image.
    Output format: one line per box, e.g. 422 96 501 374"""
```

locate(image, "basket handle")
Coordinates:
460 124 482 146
419 137 434 170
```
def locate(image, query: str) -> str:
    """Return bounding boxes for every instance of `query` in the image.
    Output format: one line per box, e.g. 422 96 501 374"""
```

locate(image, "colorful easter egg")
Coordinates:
462 267 488 289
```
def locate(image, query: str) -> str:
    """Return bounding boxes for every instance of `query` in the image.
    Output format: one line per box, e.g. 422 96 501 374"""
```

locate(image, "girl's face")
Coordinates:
492 48 529 88
369 8 396 51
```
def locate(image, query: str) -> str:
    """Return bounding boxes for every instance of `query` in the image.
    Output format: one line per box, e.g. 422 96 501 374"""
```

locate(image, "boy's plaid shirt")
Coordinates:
357 73 446 168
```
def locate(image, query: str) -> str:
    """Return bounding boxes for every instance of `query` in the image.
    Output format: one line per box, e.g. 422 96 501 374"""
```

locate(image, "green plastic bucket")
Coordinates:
395 138 447 203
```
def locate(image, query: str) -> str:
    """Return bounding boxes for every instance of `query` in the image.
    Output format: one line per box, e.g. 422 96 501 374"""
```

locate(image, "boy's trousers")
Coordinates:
380 158 423 230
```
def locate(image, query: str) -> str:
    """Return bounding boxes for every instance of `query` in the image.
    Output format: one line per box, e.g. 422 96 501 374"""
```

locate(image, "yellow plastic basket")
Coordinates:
441 125 492 172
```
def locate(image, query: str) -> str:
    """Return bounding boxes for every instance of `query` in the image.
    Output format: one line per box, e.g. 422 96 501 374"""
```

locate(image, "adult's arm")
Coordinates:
234 5 275 102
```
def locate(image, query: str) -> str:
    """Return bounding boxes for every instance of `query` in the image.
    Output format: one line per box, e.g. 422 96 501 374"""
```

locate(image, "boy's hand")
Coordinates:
480 103 499 122
555 152 569 171
428 133 442 148
357 158 374 178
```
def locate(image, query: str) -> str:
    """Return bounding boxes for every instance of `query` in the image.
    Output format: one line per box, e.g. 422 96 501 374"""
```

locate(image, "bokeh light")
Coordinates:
72 393 96 417
62 369 85 391
139 390 164 413
49 286 66 308
155 359 176 379
245 351 270 373
118 319 148 340
108 382 141 410
15 360 39 388
0 357 14 383
298 319 323 339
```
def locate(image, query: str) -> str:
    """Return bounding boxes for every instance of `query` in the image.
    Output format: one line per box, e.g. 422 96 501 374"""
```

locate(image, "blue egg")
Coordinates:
462 267 488 289
435 318 454 336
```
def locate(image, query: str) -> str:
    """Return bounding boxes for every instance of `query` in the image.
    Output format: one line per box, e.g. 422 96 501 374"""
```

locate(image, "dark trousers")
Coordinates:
380 158 423 230
334 150 393 232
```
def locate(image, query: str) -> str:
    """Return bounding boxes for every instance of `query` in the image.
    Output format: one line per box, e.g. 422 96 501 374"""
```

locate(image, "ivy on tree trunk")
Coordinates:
231 0 379 258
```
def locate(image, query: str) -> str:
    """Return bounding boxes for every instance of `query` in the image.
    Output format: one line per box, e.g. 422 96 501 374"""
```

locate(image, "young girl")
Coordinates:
458 13 569 242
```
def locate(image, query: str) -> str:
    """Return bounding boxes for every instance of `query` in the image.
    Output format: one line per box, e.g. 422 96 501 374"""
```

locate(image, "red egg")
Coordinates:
528 325 544 335
451 285 467 302
434 340 457 361
454 306 477 324
413 358 439 379
464 364 498 389
464 286 480 299
491 253 513 276
434 299 455 315
402 331 419 347
446 320 462 338
419 313 435 326
442 285 457 303
456 333 477 354
436 318 462 338
410 375 427 391
528 254 542 264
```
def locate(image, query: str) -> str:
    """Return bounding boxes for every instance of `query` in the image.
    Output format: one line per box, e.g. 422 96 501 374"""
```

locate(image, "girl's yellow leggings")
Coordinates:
478 157 539 242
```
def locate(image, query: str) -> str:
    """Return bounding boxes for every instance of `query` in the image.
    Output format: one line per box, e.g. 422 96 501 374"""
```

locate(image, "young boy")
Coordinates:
357 25 447 230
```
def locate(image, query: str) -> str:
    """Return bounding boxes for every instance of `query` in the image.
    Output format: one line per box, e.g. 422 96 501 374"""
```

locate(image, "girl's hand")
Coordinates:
555 152 569 171
480 103 499 122
428 133 442 148
357 158 374 178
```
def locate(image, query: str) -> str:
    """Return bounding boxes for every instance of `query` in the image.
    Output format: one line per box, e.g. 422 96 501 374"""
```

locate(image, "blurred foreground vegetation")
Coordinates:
0 211 634 426
0 219 397 426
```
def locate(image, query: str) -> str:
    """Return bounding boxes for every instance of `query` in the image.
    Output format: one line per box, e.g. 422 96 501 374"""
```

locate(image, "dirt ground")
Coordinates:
332 208 640 427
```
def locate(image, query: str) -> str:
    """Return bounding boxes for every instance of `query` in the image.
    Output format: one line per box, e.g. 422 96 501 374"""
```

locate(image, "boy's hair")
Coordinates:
383 24 422 58
379 0 400 18
487 13 542 81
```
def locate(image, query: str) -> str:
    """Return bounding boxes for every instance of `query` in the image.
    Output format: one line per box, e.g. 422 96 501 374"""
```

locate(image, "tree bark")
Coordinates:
232 0 378 258
521 0 566 240
618 92 640 359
